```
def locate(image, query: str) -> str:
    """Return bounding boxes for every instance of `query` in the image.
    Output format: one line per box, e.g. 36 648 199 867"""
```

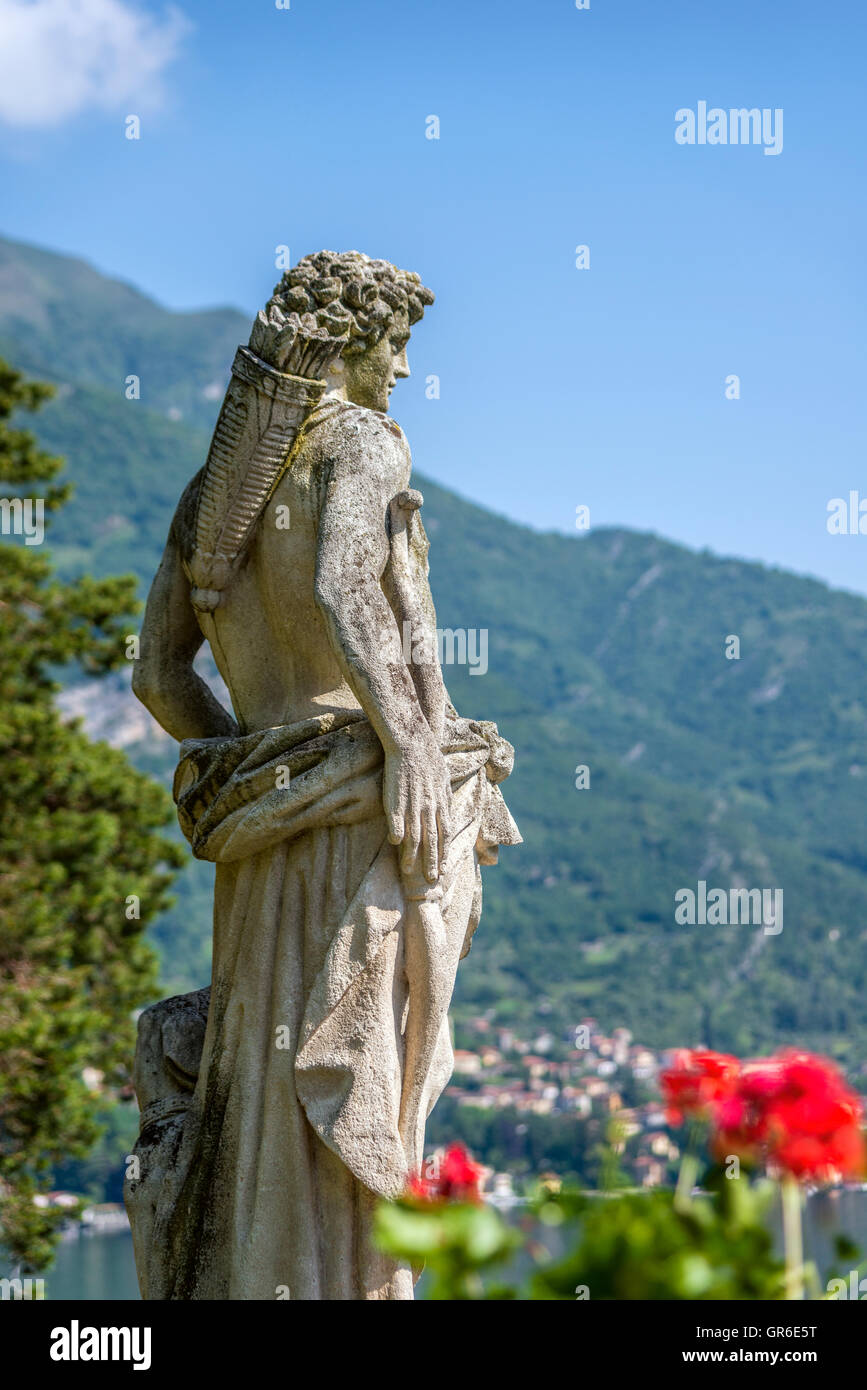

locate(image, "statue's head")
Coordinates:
266 251 434 412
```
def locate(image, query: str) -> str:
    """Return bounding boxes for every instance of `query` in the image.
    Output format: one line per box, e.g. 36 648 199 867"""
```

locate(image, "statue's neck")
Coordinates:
322 364 348 401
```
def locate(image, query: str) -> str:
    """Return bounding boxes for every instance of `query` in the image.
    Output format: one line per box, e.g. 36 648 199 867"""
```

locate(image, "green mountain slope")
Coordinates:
0 234 247 430
4 233 867 1066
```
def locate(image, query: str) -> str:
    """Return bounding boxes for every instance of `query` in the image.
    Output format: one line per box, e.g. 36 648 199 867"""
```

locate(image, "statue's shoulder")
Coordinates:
312 401 410 474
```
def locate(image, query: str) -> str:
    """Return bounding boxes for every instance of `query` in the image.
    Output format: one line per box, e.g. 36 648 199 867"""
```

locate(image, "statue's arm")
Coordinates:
132 510 239 742
313 421 450 882
382 494 448 744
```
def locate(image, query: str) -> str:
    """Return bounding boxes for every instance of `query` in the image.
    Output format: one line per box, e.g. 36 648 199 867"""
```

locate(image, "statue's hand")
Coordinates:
384 735 452 884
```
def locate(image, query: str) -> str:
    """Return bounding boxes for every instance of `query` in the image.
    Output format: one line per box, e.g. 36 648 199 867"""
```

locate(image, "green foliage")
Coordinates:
0 359 183 1270
532 1173 785 1300
51 1101 140 1204
375 1171 786 1301
0 1184 81 1274
374 1199 522 1300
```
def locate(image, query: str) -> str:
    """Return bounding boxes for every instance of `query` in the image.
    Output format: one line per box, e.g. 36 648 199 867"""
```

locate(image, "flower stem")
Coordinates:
782 1175 805 1301
673 1151 700 1213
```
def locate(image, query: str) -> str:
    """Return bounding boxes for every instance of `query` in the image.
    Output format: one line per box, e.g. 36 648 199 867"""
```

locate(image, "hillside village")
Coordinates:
442 1018 682 1192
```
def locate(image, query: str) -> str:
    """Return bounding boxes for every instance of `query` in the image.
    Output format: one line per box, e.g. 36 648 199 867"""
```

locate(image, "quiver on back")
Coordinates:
186 302 349 613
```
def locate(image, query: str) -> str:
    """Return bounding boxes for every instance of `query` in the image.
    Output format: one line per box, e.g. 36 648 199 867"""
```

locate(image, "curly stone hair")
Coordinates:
250 251 434 378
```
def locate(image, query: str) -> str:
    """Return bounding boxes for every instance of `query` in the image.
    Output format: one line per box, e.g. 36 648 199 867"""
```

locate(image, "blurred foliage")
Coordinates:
376 1167 787 1301
51 1101 140 1204
531 1172 785 1300
0 359 183 1270
375 1199 521 1300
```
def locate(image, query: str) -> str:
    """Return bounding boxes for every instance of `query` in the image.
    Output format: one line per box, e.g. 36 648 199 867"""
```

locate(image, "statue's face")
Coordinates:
342 310 411 412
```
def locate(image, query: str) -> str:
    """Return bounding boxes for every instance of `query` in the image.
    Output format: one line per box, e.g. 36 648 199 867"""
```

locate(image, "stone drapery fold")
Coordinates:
126 711 519 1299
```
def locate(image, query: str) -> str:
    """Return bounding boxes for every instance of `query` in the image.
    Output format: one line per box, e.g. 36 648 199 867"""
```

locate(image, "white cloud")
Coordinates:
0 0 190 128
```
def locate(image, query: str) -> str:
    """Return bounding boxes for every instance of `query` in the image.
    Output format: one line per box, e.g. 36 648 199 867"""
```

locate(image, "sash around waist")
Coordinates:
173 710 520 864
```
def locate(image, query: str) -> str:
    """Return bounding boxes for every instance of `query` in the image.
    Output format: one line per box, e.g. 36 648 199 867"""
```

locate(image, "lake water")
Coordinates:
34 1187 867 1300
44 1228 140 1301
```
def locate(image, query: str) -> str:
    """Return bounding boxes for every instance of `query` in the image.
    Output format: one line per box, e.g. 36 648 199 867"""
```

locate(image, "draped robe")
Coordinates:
125 710 519 1300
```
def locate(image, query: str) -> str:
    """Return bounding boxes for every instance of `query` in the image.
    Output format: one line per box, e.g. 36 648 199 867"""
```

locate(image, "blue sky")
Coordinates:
1 0 866 593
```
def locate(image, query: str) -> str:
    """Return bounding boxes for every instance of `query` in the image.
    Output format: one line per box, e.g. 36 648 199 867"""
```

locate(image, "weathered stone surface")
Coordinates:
125 251 520 1300
125 987 210 1293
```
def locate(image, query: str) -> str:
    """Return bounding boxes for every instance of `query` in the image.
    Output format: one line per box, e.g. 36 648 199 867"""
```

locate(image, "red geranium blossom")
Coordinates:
406 1143 484 1203
660 1048 741 1124
712 1051 865 1182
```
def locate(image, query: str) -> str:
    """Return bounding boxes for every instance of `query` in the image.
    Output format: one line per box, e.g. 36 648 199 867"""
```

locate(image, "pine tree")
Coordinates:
0 360 183 1270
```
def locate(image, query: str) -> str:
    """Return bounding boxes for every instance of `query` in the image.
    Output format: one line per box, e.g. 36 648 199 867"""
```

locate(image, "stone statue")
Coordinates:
124 251 520 1300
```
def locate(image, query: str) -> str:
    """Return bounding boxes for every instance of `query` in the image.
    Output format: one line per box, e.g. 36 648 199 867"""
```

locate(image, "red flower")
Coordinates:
405 1143 484 1204
712 1051 865 1183
660 1048 741 1124
406 1173 436 1201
